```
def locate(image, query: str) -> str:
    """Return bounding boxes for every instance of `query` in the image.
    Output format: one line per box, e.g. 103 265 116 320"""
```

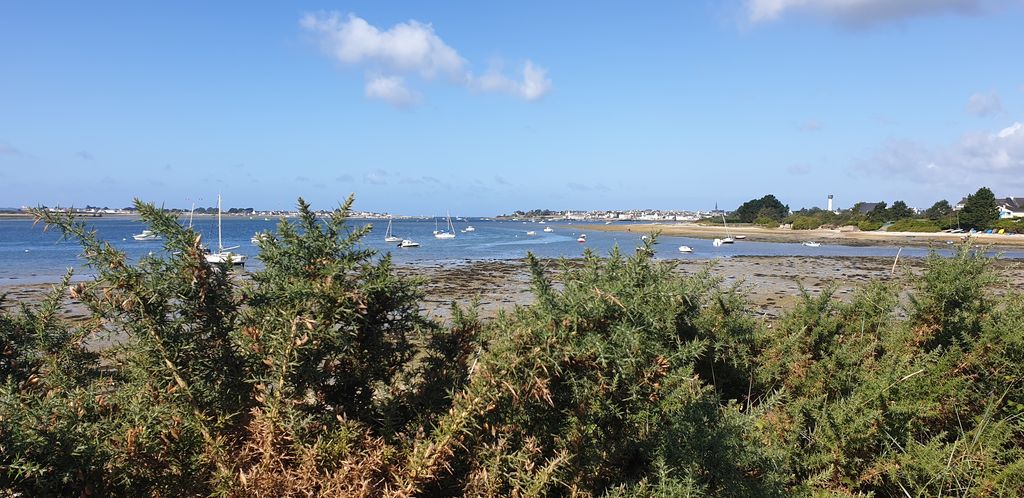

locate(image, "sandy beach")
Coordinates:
582 222 1024 248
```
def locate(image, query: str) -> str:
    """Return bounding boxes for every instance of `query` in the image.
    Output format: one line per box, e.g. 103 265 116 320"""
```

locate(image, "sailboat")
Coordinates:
434 211 456 239
204 194 246 266
384 217 402 243
720 213 735 244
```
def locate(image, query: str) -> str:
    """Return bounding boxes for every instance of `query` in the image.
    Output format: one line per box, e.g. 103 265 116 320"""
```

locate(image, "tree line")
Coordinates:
729 187 1014 232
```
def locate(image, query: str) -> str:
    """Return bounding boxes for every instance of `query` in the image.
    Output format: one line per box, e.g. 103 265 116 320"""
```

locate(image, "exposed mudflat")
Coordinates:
5 257 1023 331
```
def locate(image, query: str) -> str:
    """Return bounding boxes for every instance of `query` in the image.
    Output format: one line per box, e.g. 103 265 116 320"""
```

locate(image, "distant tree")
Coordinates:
735 194 788 223
925 200 952 221
889 200 914 220
867 202 889 223
960 187 999 230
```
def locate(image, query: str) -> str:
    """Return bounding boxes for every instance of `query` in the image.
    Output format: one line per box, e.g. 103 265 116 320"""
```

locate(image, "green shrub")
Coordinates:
994 218 1024 234
857 220 883 231
789 215 822 230
886 218 943 232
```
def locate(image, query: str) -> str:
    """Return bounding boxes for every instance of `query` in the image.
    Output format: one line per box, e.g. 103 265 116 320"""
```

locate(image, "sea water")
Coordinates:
1 217 1020 284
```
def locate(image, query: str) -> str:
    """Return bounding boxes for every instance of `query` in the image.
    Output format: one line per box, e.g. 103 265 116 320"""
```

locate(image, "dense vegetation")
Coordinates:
2 198 1023 496
734 194 789 224
779 187 1011 232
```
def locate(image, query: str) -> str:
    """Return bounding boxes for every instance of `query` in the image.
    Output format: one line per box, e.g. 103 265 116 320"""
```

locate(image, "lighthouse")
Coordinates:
827 194 834 212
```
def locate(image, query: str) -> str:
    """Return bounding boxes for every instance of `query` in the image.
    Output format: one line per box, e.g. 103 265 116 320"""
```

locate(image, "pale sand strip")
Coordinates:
579 223 1024 247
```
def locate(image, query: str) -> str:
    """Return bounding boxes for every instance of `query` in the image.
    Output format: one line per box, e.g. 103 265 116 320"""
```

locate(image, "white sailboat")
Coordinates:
720 213 735 244
384 217 402 243
435 211 456 239
204 194 246 266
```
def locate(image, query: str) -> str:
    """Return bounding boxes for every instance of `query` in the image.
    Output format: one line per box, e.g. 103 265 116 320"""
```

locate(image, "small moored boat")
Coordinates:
133 230 161 241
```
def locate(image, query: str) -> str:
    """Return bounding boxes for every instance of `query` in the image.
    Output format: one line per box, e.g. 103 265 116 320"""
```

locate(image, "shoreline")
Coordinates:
580 222 1024 248
6 256 1023 327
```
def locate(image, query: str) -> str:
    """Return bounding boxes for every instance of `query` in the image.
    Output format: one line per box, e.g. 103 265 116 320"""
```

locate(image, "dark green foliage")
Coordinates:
735 194 789 223
960 187 1000 230
926 200 953 220
2 199 1023 497
867 201 889 222
889 200 914 219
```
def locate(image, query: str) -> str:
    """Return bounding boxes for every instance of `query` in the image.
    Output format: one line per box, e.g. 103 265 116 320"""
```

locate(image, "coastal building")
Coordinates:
997 197 1024 219
954 196 1024 219
855 202 883 215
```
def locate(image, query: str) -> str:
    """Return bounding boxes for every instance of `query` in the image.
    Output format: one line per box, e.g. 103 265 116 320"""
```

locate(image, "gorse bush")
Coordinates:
1 198 1022 496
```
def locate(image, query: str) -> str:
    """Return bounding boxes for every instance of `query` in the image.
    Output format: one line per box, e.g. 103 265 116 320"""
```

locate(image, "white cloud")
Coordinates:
747 0 990 26
365 75 419 107
473 61 552 101
857 121 1024 189
966 91 1002 116
300 12 466 80
301 12 551 106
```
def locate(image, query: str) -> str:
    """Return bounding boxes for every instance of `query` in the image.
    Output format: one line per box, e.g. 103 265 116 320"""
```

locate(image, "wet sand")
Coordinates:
9 257 1021 329
583 223 1024 248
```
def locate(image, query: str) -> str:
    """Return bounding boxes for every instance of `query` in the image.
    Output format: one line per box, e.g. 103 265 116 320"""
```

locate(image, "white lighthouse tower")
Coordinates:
827 194 834 212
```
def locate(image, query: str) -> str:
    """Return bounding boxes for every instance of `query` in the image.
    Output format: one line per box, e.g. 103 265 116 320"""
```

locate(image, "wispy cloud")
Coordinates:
0 143 20 156
75 150 94 161
787 163 813 175
364 169 389 185
855 121 1024 190
747 0 993 27
966 91 1002 116
300 12 552 107
364 75 419 107
567 182 609 192
336 174 354 182
494 175 512 186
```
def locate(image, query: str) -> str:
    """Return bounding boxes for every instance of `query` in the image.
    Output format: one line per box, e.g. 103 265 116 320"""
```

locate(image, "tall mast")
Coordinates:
217 194 223 252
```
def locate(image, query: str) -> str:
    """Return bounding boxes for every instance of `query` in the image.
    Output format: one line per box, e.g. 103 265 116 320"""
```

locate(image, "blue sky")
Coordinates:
1 1 1023 215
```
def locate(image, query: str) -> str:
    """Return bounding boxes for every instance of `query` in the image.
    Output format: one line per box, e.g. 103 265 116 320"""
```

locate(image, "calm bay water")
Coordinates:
2 216 1021 284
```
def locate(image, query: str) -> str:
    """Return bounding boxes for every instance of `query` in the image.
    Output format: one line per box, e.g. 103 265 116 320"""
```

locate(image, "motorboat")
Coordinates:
526 231 537 236
398 239 420 248
543 226 553 232
384 218 402 243
132 230 161 241
803 241 821 247
678 245 693 253
577 234 587 243
463 225 476 232
734 235 747 240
